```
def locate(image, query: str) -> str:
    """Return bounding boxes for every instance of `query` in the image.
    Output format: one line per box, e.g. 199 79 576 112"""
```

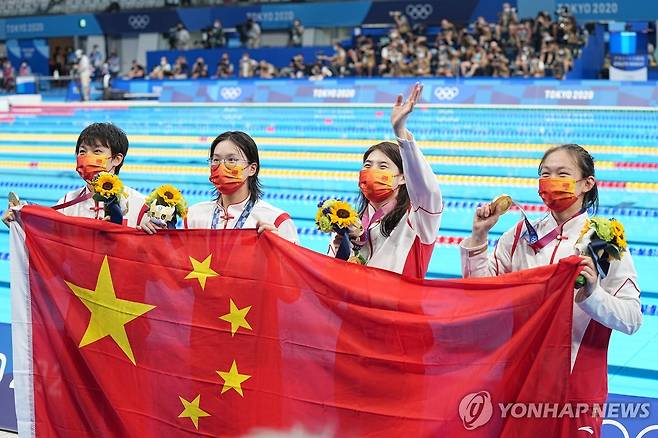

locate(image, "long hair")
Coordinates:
538 143 599 214
210 131 263 204
357 141 410 237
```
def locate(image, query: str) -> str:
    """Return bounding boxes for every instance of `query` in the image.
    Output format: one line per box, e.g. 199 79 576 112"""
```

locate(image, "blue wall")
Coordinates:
568 23 606 80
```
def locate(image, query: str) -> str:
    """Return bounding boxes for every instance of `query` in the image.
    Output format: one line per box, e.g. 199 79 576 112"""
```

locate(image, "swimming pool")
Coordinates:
1 103 656 400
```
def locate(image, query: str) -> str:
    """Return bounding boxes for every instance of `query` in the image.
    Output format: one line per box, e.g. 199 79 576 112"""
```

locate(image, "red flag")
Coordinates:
11 205 578 437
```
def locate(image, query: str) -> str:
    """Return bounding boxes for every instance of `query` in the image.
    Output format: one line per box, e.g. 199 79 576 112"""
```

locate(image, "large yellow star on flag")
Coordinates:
185 254 219 290
217 360 251 397
178 394 210 430
64 255 155 365
219 299 252 337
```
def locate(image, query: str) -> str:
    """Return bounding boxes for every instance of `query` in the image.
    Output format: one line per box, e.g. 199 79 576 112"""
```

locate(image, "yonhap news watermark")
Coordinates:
459 391 653 431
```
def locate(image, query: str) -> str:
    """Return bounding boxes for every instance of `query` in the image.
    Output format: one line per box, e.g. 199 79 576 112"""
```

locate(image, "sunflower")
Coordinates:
578 218 591 242
329 200 359 229
610 219 627 250
93 173 123 198
156 184 182 206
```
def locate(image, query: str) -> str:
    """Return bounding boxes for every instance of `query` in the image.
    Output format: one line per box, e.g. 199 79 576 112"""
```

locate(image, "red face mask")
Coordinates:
359 168 397 203
76 155 109 182
538 177 579 212
209 163 247 195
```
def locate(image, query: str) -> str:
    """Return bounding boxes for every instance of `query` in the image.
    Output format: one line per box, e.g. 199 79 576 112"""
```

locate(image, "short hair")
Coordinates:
75 123 129 174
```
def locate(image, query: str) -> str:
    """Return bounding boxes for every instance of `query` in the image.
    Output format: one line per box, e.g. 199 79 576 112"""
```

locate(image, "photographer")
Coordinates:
435 41 455 77
498 2 518 28
175 23 191 50
126 59 145 80
191 57 208 79
390 11 411 36
239 52 257 78
489 41 510 77
173 56 189 79
257 60 276 79
209 19 226 49
240 18 261 49
166 26 178 50
317 42 347 77
215 53 234 78
291 54 306 78
288 19 304 47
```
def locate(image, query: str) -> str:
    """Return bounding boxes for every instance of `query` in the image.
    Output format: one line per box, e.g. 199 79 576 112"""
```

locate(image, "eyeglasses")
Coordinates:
207 157 248 167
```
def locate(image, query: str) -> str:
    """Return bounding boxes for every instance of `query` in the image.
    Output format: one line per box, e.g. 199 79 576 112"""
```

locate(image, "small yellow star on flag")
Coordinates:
217 360 251 397
219 299 252 337
178 394 210 430
65 255 155 365
185 254 219 290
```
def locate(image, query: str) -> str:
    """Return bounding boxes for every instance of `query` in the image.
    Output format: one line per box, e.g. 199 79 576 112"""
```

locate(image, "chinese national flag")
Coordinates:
11 206 577 437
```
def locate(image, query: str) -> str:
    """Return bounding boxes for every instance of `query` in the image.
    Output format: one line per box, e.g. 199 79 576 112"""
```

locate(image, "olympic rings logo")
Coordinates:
404 4 433 20
580 421 658 437
128 15 150 30
220 87 242 100
433 86 460 101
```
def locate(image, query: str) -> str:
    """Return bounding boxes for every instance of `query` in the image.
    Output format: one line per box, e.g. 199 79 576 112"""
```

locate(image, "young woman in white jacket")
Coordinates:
460 143 642 435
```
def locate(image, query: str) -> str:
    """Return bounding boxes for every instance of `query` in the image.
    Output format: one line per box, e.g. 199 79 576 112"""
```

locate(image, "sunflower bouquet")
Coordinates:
574 217 628 288
144 184 188 229
91 172 128 224
316 199 366 264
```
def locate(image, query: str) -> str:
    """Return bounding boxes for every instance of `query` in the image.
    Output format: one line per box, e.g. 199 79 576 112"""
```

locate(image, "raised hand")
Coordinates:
391 82 423 140
470 202 504 245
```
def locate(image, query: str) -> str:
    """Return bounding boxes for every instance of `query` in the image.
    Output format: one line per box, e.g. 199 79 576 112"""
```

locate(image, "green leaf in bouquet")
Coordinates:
317 216 333 233
590 217 613 242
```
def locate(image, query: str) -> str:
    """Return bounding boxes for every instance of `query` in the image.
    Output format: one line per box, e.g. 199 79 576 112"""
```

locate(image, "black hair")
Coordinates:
539 143 599 214
75 123 129 174
210 131 263 204
357 141 410 237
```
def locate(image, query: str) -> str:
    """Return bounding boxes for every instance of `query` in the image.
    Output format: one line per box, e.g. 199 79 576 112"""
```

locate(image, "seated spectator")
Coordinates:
191 57 208 79
513 45 532 77
257 60 276 79
488 41 510 77
291 54 306 78
2 59 16 92
215 53 234 78
435 42 456 77
649 44 657 67
553 48 572 79
413 38 432 76
309 65 325 81
530 55 545 77
173 56 189 79
127 60 145 79
18 62 32 76
327 43 347 76
239 53 257 78
108 51 121 78
358 37 377 77
150 56 172 80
